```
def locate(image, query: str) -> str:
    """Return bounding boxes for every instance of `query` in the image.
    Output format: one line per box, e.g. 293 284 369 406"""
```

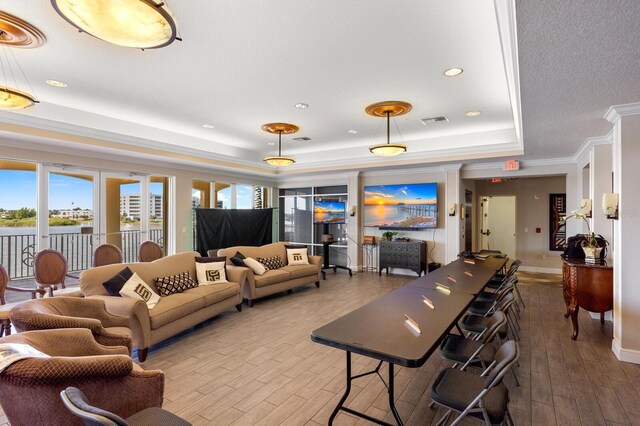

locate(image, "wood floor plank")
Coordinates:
5 271 640 426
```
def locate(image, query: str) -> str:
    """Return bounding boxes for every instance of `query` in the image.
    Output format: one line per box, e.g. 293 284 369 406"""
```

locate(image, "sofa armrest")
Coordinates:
4 355 134 383
0 328 129 357
226 266 249 297
88 295 151 350
309 255 322 268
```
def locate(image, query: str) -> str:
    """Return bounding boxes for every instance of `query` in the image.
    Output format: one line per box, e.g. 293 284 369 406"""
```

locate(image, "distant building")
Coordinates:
53 209 93 219
192 196 201 209
120 193 163 220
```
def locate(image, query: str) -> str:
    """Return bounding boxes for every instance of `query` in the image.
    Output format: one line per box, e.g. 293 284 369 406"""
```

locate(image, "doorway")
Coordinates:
465 190 473 252
480 195 516 258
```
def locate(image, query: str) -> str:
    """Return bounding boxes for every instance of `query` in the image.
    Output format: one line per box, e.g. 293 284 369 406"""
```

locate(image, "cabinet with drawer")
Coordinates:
379 240 427 276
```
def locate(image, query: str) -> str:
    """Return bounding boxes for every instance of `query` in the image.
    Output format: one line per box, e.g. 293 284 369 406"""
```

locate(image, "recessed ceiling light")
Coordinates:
268 142 276 146
46 79 67 88
201 124 215 129
444 68 463 77
348 130 358 134
466 110 482 117
295 103 309 109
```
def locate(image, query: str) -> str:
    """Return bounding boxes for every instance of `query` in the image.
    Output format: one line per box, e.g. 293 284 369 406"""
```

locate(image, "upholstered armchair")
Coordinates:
10 297 133 353
0 329 164 426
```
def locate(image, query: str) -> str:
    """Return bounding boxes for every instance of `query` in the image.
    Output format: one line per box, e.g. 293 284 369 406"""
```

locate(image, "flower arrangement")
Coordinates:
559 210 605 250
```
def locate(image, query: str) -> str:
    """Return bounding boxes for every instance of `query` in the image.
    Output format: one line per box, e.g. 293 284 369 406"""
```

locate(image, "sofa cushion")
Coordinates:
280 264 319 280
102 267 133 296
120 273 160 309
257 255 285 271
254 269 291 288
154 272 199 296
195 260 228 285
148 293 205 329
183 283 240 306
230 251 246 267
243 257 267 275
286 247 309 266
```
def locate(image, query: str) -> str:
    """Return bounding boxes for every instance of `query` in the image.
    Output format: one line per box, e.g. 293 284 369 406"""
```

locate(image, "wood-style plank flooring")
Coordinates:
3 269 640 425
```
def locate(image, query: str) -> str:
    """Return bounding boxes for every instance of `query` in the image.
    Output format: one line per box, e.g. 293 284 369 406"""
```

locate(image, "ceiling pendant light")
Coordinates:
50 0 179 49
262 123 298 167
366 101 412 156
0 12 44 109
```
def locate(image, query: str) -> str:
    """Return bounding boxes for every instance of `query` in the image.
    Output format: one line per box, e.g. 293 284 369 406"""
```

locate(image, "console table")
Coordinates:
379 240 426 277
562 257 613 340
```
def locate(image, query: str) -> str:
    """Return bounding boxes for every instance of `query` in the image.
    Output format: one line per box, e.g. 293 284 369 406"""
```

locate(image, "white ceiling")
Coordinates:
1 1 637 177
0 0 522 175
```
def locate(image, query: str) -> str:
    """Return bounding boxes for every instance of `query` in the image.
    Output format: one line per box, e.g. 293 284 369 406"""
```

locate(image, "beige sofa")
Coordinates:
217 242 322 307
79 251 247 361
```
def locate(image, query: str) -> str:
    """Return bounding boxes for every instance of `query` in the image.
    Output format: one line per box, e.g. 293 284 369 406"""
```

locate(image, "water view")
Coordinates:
364 183 438 229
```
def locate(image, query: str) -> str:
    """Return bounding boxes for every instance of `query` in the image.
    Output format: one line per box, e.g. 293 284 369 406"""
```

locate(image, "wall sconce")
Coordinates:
448 203 457 217
349 205 356 217
580 199 592 218
602 193 619 220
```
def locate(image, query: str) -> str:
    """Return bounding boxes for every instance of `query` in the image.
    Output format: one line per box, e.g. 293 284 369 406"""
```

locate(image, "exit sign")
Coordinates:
503 160 520 171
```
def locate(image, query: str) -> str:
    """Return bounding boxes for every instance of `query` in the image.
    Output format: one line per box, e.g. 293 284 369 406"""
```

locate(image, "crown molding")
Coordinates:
573 130 613 162
494 0 524 151
604 102 640 123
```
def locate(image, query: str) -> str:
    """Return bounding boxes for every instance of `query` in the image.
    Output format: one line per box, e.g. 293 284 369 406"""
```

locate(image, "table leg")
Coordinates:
388 363 403 426
570 305 580 340
329 352 352 425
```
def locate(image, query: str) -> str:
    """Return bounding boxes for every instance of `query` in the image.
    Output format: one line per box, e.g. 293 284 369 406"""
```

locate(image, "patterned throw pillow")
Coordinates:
195 261 229 285
257 255 285 271
154 272 198 296
120 272 160 309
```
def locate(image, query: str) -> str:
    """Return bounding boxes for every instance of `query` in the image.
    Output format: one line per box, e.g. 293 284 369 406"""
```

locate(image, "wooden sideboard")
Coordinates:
562 257 613 340
379 240 426 277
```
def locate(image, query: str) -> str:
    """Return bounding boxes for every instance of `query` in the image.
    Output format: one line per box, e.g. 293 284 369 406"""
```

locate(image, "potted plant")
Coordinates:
381 231 398 241
559 210 608 263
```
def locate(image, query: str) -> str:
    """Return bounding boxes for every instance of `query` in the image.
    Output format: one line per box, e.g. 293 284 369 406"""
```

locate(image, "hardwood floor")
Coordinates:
3 269 640 425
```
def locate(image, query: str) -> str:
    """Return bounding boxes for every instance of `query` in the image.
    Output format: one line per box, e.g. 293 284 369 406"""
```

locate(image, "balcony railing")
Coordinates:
0 229 164 279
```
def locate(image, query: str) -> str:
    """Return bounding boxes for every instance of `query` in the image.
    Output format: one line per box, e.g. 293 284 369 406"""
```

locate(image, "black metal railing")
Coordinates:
0 229 164 279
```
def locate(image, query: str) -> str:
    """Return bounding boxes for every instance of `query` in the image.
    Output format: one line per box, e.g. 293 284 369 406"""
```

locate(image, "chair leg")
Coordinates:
514 283 525 307
511 368 520 386
436 409 452 426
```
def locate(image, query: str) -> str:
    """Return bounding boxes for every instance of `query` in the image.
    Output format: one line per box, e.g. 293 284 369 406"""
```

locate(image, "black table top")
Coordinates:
311 286 474 367
407 257 508 295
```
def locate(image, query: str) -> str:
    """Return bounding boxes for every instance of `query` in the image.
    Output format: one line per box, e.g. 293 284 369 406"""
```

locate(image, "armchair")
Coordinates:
0 263 45 337
0 329 164 426
10 297 133 353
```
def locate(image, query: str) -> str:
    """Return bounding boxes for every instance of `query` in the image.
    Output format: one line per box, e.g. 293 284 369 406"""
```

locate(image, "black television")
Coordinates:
314 201 346 224
363 183 437 229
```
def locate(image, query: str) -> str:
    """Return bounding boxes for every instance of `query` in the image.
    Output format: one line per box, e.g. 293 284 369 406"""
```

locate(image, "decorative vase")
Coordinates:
582 246 602 263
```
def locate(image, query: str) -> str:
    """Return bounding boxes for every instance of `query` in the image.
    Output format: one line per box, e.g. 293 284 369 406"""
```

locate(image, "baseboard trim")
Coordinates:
519 266 562 274
612 338 640 364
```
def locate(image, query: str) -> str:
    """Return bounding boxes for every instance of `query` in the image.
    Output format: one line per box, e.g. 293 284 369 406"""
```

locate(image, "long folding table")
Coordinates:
311 256 508 425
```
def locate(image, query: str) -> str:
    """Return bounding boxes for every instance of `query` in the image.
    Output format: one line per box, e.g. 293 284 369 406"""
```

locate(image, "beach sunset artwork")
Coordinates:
313 201 346 224
364 183 437 229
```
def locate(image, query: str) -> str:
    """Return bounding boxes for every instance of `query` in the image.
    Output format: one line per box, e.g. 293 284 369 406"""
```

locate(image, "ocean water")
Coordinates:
364 204 437 227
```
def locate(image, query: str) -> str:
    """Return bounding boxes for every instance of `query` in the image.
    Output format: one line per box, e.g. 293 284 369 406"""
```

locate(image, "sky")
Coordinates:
364 183 437 205
0 171 164 210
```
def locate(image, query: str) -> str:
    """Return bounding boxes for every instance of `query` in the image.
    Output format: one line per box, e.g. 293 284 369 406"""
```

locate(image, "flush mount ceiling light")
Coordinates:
201 124 215 129
348 130 358 134
50 0 179 49
0 12 43 109
295 103 308 109
466 110 482 117
366 101 412 157
262 122 298 167
443 68 463 77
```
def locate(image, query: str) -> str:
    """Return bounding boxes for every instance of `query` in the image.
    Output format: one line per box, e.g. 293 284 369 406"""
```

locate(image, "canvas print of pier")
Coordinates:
364 183 437 229
313 201 346 224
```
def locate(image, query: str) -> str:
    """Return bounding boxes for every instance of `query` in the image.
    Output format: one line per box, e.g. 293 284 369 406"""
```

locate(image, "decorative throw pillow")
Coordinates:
230 251 246 267
195 260 229 286
120 273 160 309
154 272 199 296
243 257 267 275
286 248 309 266
257 255 285 270
102 267 133 296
